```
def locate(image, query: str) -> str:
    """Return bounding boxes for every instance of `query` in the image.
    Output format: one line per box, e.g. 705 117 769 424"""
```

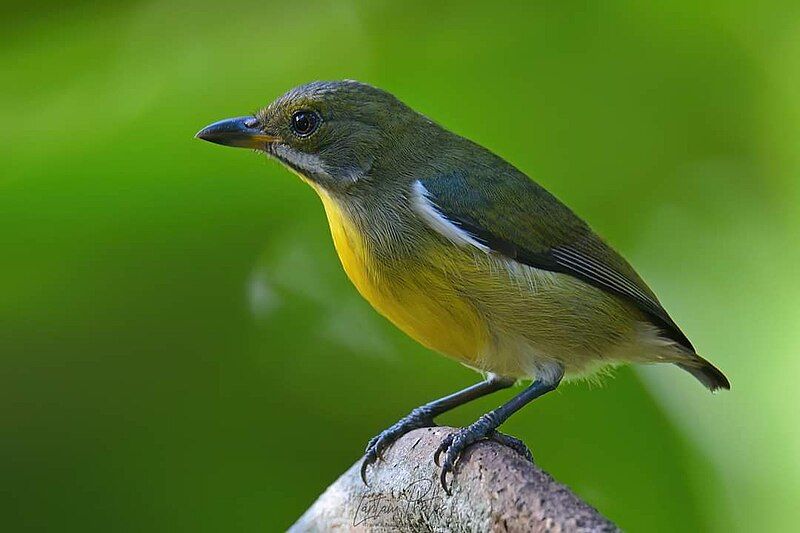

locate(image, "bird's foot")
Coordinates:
434 415 532 494
360 408 436 484
488 431 533 462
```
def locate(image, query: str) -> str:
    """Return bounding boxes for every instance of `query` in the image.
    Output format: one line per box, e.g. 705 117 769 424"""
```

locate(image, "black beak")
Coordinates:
195 116 278 149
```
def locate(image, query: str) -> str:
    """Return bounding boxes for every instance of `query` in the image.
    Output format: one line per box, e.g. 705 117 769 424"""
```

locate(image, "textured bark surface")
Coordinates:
289 427 618 532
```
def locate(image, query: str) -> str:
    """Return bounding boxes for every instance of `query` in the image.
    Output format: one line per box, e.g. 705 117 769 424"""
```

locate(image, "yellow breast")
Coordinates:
316 191 488 365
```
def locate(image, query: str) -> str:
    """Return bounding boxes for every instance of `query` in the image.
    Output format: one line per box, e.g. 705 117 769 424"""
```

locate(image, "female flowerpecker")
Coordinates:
196 80 729 491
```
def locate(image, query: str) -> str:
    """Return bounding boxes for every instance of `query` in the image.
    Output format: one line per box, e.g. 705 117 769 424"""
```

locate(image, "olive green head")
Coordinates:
196 80 427 191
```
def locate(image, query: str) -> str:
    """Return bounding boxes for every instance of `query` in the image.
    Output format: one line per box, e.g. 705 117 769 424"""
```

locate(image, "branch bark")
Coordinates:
289 427 618 532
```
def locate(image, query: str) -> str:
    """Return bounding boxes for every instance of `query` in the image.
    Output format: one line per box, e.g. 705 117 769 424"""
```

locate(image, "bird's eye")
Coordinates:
290 110 321 137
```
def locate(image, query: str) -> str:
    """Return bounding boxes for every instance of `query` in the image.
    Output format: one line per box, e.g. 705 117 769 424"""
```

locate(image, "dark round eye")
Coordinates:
290 110 320 137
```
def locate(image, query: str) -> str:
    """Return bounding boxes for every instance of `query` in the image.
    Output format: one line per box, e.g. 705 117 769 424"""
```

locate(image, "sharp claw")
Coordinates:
440 465 450 494
438 440 459 495
360 448 377 485
435 426 527 496
433 434 453 467
361 413 436 486
360 460 370 485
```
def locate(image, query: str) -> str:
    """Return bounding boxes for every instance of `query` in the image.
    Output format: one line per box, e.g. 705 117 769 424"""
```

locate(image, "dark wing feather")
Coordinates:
420 169 694 352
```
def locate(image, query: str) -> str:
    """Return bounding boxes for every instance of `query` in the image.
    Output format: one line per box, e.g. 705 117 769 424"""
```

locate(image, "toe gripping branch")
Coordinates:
360 375 514 485
360 406 436 484
434 374 561 492
361 369 563 493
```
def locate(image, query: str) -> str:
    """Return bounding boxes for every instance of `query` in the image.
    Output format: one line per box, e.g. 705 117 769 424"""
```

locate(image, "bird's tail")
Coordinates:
676 355 730 392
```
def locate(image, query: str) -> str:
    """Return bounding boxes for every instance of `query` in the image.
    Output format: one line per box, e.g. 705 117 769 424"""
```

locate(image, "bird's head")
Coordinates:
196 80 424 192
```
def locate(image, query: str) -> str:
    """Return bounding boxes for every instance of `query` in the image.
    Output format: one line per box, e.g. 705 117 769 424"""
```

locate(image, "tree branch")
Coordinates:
289 427 618 532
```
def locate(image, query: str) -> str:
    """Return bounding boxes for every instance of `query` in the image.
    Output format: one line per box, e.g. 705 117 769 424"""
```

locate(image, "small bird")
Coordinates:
196 80 729 491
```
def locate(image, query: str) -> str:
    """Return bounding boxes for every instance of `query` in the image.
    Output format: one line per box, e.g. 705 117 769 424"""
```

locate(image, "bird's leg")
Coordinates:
435 366 564 493
360 374 514 483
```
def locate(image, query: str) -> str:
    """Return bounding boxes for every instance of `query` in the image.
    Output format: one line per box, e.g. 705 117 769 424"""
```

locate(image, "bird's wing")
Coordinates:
416 169 693 351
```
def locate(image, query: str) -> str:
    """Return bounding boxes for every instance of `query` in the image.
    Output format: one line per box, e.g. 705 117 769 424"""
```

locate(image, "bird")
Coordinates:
196 80 730 492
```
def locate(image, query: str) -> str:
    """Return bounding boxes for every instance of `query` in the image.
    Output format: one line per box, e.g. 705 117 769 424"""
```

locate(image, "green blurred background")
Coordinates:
2 0 799 531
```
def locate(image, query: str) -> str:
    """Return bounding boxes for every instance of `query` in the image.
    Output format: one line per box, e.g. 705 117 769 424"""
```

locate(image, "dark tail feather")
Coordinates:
677 356 730 392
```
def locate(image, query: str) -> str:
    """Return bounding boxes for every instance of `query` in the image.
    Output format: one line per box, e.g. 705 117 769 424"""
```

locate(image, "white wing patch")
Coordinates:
412 180 490 253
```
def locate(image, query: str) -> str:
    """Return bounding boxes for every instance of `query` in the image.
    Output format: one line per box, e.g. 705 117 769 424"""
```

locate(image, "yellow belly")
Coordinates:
317 191 488 365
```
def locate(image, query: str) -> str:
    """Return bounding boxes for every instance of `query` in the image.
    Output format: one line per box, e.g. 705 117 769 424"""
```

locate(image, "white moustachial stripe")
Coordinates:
272 144 330 177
